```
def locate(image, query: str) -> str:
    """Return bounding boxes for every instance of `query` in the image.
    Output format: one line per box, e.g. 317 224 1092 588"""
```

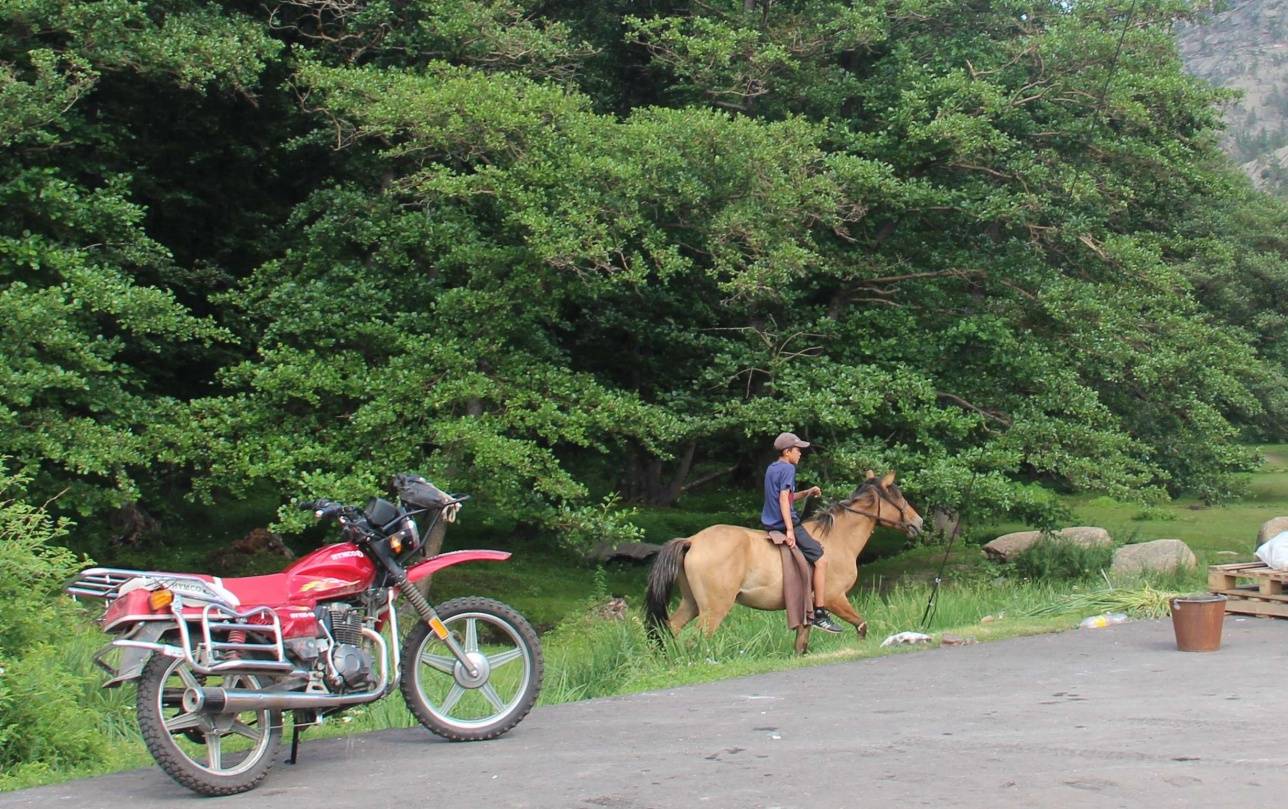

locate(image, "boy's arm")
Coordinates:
792 486 822 502
779 489 796 546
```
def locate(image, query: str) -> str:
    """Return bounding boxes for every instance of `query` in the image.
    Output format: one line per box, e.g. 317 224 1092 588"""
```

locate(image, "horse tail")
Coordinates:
645 538 691 642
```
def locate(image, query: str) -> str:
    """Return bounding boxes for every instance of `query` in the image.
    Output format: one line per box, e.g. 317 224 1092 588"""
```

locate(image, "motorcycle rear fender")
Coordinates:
404 549 510 586
101 588 174 632
96 621 174 687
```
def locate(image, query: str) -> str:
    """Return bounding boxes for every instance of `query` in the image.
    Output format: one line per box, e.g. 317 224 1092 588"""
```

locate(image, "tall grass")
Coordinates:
531 579 1111 703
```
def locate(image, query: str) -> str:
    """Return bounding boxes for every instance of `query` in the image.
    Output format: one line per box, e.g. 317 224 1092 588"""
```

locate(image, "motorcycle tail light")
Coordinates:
148 589 174 611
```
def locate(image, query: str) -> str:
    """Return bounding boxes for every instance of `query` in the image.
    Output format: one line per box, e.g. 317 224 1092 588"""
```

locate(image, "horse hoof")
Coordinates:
857 621 868 639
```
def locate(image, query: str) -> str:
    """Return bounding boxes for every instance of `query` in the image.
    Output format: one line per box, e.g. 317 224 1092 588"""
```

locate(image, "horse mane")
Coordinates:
809 478 884 537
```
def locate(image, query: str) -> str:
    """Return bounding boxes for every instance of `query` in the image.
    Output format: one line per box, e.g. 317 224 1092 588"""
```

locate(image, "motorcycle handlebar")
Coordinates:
297 499 345 521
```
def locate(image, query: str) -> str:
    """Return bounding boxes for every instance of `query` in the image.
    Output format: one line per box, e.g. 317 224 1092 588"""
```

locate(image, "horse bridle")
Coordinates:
837 483 915 529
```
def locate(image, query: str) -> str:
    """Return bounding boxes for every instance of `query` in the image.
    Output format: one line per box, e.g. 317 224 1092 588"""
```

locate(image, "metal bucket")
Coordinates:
1169 594 1227 652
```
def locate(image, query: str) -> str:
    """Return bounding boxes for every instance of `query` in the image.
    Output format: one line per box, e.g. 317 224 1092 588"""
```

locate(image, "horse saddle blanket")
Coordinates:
767 531 815 630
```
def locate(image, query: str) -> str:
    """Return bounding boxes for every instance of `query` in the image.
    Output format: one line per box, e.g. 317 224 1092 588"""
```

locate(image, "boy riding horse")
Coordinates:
762 432 843 633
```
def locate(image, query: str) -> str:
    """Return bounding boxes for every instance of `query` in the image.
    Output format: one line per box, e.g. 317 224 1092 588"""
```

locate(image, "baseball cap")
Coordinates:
773 432 810 451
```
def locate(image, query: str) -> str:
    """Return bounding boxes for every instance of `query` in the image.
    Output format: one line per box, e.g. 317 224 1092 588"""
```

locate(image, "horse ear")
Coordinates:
881 470 896 486
865 470 876 479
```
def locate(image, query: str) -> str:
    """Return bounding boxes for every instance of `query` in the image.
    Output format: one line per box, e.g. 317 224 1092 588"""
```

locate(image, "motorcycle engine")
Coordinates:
320 604 374 689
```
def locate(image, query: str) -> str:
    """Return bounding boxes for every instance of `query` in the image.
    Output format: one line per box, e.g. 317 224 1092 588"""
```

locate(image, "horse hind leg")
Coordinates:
696 600 735 636
685 571 738 636
667 573 699 635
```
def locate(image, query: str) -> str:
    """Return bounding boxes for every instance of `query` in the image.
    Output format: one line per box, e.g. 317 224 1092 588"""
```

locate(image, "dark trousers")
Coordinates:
764 520 823 564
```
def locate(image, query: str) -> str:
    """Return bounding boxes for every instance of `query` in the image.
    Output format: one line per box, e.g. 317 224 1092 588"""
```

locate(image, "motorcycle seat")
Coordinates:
217 573 294 608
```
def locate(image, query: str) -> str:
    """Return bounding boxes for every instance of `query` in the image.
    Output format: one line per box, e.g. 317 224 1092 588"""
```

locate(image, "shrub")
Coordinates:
1010 537 1114 582
0 463 125 786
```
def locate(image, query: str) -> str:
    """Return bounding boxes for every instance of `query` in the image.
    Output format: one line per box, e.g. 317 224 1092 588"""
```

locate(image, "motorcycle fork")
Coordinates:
395 574 479 679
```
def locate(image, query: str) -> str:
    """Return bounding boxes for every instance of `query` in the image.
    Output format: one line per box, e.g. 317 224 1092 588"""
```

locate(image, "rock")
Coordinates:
1110 539 1196 576
1058 526 1113 546
593 597 628 620
232 528 295 559
588 541 663 563
930 508 960 537
109 503 160 547
206 528 295 575
982 530 1043 561
982 526 1112 562
1258 517 1288 549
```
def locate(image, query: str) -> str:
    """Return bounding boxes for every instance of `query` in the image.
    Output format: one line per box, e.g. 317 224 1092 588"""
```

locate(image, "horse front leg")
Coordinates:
794 625 811 654
825 596 868 639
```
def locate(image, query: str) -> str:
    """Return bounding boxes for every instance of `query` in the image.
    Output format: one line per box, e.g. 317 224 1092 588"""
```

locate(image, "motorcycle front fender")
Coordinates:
404 549 510 587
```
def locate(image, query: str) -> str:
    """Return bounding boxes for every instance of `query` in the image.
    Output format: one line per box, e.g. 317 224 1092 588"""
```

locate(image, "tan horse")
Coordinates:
645 471 923 654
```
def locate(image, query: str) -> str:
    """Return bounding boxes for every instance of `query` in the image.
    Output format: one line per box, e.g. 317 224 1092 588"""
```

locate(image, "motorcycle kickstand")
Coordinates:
288 716 305 765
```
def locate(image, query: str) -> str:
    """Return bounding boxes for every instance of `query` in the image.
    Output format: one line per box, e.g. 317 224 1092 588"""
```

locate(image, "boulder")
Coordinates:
1058 526 1113 546
593 597 628 620
930 508 960 537
232 528 295 559
1110 539 1196 577
1257 517 1288 549
206 528 295 574
982 530 1042 561
982 526 1112 562
588 541 663 563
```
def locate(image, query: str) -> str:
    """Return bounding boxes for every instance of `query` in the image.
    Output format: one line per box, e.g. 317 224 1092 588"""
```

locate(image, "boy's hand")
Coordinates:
785 533 796 547
805 485 822 497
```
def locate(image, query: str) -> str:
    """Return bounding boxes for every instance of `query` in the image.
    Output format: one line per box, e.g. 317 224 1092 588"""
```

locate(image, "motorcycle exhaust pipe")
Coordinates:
183 684 385 714
181 626 393 715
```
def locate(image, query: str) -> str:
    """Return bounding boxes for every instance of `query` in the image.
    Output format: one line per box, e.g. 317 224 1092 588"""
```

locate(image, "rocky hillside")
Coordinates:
1178 0 1288 194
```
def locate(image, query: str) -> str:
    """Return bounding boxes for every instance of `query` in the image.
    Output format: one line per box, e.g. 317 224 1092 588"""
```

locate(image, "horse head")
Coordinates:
843 470 924 538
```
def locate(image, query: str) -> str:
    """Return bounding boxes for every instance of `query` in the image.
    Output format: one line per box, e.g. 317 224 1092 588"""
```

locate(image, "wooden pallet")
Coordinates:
1208 562 1288 618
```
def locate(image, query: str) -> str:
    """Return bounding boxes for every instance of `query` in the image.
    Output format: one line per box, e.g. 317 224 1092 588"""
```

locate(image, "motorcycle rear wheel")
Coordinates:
136 653 282 796
400 596 543 741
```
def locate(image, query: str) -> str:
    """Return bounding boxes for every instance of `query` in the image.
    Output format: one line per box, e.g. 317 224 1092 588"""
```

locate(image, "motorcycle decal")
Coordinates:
329 550 364 560
299 578 358 593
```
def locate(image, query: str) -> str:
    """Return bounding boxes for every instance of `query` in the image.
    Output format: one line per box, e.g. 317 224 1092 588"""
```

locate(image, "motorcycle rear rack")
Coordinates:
66 567 239 605
66 567 155 600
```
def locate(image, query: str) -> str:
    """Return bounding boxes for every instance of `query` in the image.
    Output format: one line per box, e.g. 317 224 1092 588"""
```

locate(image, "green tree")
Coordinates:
0 0 290 512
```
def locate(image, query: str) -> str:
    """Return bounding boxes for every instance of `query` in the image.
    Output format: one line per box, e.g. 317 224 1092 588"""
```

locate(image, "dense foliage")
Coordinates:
0 466 110 781
4 0 1288 545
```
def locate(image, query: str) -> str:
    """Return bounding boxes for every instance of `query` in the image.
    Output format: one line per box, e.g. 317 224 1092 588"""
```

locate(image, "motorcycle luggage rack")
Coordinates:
65 567 154 600
66 567 242 608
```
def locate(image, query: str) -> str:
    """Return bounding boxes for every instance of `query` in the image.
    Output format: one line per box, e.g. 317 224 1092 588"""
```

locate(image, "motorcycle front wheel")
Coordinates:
136 653 282 796
400 596 543 741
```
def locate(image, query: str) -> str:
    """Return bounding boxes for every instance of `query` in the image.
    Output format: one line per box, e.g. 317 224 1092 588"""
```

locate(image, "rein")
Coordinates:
835 487 913 530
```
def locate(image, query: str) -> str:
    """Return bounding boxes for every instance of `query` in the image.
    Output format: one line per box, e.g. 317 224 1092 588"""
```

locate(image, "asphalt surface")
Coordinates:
5 616 1287 809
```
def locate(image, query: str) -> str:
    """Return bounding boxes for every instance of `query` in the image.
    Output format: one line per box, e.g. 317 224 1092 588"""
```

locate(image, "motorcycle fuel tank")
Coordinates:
282 543 377 602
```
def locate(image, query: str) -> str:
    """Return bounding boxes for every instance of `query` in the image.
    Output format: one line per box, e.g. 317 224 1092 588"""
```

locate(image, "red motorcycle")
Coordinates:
66 475 542 796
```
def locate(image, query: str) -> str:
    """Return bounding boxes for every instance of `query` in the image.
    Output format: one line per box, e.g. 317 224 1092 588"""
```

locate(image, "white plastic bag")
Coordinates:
880 631 932 647
1079 612 1128 629
1256 530 1288 571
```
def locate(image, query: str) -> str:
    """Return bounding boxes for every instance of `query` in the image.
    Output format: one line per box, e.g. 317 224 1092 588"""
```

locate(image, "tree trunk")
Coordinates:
414 513 450 598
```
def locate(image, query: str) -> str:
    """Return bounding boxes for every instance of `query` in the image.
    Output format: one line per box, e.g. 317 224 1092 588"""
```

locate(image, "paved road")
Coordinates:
5 617 1287 809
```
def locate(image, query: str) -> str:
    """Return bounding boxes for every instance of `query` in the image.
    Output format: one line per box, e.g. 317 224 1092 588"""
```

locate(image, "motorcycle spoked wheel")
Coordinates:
400 596 543 741
136 653 283 796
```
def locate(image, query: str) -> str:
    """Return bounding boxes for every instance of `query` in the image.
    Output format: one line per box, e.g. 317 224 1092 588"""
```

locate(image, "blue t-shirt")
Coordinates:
761 460 799 529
